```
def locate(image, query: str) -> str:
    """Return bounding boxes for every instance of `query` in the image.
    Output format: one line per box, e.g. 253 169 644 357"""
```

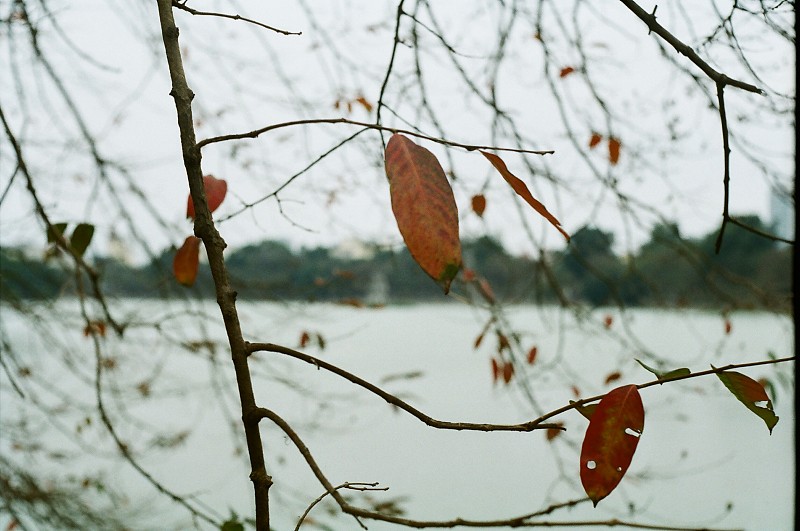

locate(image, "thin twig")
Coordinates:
196 117 554 155
171 0 301 35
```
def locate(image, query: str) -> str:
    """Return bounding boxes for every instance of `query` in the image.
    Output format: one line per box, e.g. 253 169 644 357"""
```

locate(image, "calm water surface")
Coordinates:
0 301 794 530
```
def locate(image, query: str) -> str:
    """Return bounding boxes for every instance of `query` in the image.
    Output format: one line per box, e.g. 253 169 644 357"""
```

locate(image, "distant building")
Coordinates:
769 186 794 242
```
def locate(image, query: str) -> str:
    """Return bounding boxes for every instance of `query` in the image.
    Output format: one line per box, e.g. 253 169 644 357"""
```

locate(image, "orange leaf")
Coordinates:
173 236 201 286
385 134 462 293
589 132 602 149
604 371 622 384
471 194 487 217
559 66 575 78
608 138 621 165
187 174 228 219
355 96 373 113
580 385 644 506
480 151 570 242
527 346 538 365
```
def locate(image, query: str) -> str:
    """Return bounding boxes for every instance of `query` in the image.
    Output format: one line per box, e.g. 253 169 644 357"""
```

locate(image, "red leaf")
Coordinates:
491 358 500 383
715 369 779 433
173 236 201 286
502 362 515 384
187 174 228 219
471 194 487 217
603 314 613 329
385 134 462 293
608 138 621 165
724 318 732 335
580 385 644 506
589 132 602 149
527 346 538 365
604 371 622 385
480 151 570 242
559 66 575 78
299 331 311 348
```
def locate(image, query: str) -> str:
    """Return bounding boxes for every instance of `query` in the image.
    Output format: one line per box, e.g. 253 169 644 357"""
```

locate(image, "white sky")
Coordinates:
0 0 794 263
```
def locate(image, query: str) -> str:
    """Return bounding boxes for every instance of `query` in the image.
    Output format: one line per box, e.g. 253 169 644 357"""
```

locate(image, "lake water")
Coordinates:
0 301 795 530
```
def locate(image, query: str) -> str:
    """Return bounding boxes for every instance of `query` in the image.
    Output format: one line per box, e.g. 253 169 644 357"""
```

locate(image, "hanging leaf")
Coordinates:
70 223 95 257
580 385 644 506
299 331 311 348
715 369 779 433
502 362 515 384
608 137 621 165
471 194 487 217
589 132 602 149
315 333 326 350
480 151 570 242
527 346 538 365
187 174 228 219
385 134 462 293
491 358 500 383
173 236 201 286
724 318 732 335
604 371 622 384
546 422 564 441
559 66 575 78
603 314 613 329
46 222 68 243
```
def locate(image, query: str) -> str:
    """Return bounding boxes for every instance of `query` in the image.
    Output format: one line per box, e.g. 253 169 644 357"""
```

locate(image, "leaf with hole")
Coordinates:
187 174 228 219
580 384 644 506
385 134 462 293
715 369 778 433
480 151 570 242
173 236 201 287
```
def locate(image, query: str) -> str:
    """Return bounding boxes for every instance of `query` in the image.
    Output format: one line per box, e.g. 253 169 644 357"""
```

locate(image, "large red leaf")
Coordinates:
385 134 462 293
187 174 228 219
715 369 779 433
480 151 570 242
580 384 644 506
173 236 201 286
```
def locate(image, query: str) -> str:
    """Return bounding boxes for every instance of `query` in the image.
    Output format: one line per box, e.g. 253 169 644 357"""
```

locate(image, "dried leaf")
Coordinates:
491 358 500 383
355 96 374 113
173 236 201 287
527 346 538 365
604 371 622 384
603 314 613 329
608 137 621 165
502 362 515 384
385 134 462 293
480 151 570 242
186 174 228 219
715 369 779 433
299 331 311 348
724 318 732 335
546 422 565 441
589 132 602 149
559 66 575 78
580 385 644 506
471 194 487 217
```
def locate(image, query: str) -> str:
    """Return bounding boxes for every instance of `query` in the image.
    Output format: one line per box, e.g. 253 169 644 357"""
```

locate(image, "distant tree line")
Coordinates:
1 215 790 310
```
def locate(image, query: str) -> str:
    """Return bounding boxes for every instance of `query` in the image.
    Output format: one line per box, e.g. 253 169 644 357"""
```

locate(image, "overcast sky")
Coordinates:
0 0 794 263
